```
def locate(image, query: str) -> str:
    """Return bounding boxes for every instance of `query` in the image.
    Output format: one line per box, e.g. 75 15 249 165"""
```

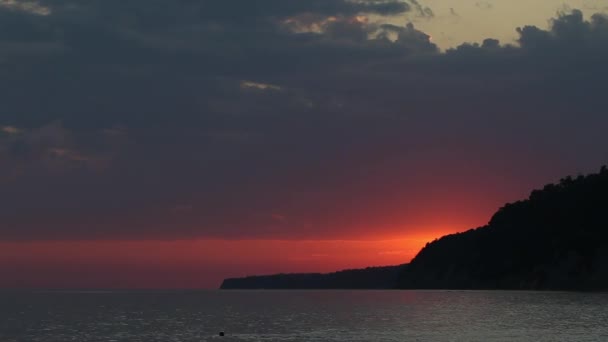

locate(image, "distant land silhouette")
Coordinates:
221 166 608 290
220 265 406 289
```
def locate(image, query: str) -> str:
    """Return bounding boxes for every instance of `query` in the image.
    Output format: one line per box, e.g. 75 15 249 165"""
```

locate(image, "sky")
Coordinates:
1 0 608 289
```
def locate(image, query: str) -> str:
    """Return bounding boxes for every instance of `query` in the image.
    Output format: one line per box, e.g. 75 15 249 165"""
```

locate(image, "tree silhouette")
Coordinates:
397 165 608 290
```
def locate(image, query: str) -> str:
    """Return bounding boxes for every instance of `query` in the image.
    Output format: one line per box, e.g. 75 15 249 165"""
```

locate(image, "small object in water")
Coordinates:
219 331 225 337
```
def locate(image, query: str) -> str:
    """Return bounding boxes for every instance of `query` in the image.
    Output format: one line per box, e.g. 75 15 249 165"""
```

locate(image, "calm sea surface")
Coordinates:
1 290 607 341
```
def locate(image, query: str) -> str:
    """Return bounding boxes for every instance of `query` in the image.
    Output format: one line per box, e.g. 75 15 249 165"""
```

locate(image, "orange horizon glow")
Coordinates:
0 229 457 289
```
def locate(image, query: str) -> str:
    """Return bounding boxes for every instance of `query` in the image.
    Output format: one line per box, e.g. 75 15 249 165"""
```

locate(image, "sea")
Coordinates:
1 290 607 342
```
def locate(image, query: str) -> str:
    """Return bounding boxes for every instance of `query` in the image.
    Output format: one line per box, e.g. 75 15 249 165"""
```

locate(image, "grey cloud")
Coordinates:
409 0 434 18
0 122 120 176
0 5 607 240
35 0 410 25
539 9 608 47
376 22 437 54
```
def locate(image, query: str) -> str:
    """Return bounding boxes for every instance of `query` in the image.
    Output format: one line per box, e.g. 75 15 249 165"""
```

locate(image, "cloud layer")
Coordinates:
1 2 607 240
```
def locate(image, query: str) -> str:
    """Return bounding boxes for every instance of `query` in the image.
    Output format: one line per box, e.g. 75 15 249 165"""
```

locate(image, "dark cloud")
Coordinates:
0 3 607 240
409 0 434 19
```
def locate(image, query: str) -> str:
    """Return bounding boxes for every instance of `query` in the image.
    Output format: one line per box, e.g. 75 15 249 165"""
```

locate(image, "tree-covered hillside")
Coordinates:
397 166 608 290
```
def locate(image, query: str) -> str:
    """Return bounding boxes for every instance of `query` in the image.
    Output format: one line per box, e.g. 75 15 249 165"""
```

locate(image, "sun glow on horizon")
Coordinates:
0 230 462 289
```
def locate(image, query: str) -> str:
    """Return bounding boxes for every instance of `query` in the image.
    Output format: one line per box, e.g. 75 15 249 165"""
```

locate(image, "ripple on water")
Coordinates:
1 290 608 342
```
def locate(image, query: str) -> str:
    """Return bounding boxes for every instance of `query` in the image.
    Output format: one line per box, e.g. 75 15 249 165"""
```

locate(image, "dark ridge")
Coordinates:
220 264 407 289
397 166 608 291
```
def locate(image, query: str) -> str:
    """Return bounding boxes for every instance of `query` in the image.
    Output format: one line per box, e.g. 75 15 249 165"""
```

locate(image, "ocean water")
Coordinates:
1 290 607 342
